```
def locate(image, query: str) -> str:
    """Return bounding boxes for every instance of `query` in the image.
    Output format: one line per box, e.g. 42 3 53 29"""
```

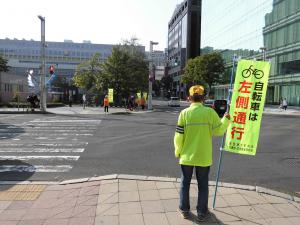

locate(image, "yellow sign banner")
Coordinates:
224 60 270 155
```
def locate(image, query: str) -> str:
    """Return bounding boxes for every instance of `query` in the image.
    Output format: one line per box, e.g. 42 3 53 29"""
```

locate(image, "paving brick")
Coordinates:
96 203 119 216
161 199 179 212
155 181 175 189
137 181 156 191
119 214 144 225
77 195 98 206
17 219 45 225
43 218 69 225
98 192 118 204
72 205 96 218
237 189 268 205
288 216 300 225
94 215 118 225
139 190 160 201
119 180 138 192
222 193 249 206
159 188 179 200
68 216 94 225
49 207 74 219
0 209 27 221
0 201 12 209
212 207 241 222
144 212 169 225
22 208 51 220
141 200 164 213
165 211 195 225
231 205 263 220
99 183 118 194
119 191 139 202
79 185 100 196
272 203 300 217
252 204 284 218
265 217 292 225
119 202 142 214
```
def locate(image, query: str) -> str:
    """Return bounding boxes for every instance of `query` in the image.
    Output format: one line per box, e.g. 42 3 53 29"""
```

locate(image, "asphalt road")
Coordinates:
0 104 299 195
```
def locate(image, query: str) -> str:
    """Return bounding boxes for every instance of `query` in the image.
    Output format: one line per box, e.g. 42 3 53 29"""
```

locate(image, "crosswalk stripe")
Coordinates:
0 165 72 173
0 148 85 153
30 120 102 123
0 143 88 147
0 156 80 160
0 133 93 136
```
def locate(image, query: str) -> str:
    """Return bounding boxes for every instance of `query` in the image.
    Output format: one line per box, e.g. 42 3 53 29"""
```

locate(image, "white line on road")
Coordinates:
0 165 72 173
0 143 88 147
0 148 85 153
0 115 23 120
0 156 80 160
31 120 102 123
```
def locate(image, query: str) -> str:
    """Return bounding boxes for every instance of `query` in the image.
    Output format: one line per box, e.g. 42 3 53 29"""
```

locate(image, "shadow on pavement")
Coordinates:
0 122 25 140
0 160 35 191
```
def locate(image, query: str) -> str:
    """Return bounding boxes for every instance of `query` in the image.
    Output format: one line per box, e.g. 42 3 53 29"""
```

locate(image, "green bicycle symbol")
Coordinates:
242 65 264 79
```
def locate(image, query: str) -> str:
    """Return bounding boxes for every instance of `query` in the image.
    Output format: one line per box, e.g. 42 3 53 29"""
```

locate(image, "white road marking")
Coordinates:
0 156 80 160
0 148 85 153
0 143 88 147
0 165 72 173
31 120 102 123
0 115 23 120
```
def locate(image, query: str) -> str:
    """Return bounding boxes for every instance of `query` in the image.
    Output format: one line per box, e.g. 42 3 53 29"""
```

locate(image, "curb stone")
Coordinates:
0 174 298 203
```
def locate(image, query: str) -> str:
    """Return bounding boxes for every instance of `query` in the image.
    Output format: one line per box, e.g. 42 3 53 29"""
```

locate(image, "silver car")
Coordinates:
168 97 180 107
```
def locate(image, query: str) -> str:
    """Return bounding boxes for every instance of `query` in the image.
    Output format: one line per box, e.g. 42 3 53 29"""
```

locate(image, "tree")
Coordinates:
102 40 148 101
0 55 9 72
182 52 225 95
73 53 104 93
161 75 173 92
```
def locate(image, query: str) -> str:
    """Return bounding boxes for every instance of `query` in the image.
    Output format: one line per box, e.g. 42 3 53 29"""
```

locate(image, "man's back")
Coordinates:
174 102 230 167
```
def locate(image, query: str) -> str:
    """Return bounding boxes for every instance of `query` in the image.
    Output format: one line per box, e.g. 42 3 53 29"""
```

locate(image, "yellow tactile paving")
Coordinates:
0 185 45 201
14 192 41 201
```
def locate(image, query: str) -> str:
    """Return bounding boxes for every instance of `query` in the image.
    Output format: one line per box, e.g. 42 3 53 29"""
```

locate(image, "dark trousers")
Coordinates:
179 165 210 215
104 106 108 112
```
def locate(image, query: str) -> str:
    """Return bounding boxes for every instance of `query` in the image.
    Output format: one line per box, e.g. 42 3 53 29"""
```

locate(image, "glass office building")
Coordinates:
202 0 300 106
167 0 202 98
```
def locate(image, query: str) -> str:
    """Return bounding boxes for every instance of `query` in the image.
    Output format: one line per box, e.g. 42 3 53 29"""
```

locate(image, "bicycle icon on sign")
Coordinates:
242 65 264 79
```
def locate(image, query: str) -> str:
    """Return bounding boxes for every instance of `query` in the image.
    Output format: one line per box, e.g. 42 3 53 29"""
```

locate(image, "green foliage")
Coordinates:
0 55 10 72
102 40 148 98
73 53 103 92
161 75 173 91
182 52 225 93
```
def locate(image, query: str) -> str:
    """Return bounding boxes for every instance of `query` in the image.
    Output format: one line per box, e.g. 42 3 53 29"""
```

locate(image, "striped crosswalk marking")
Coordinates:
0 119 101 173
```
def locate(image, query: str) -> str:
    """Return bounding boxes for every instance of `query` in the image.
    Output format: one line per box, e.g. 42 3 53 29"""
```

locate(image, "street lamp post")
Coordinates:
260 47 267 61
148 41 158 110
38 15 46 112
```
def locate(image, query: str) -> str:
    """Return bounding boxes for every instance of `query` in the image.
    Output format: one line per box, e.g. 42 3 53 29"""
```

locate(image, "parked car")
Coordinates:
168 97 180 107
204 99 227 117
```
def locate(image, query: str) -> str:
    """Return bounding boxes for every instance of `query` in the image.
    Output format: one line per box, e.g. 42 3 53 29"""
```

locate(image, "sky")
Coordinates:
1 0 182 51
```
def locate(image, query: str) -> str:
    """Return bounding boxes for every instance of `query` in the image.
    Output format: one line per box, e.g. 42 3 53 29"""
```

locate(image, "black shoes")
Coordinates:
178 209 190 219
197 211 211 222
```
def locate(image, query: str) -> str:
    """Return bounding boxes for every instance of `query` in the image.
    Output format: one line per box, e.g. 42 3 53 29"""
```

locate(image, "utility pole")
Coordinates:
260 47 267 61
38 15 46 112
148 41 158 110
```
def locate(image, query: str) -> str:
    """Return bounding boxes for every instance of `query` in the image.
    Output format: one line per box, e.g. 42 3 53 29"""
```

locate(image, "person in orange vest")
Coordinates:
103 95 109 113
140 95 146 110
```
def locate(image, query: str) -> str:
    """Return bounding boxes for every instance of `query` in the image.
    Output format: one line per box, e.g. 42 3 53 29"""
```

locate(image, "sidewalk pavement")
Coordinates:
1 104 300 116
0 174 299 225
0 105 151 115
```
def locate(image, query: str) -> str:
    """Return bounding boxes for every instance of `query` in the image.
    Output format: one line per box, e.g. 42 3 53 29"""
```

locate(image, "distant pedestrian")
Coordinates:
69 95 73 107
174 85 230 222
140 96 146 110
82 94 86 109
282 98 288 110
104 95 109 113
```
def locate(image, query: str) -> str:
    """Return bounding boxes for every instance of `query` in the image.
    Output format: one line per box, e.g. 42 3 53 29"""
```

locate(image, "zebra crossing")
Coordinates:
0 118 101 173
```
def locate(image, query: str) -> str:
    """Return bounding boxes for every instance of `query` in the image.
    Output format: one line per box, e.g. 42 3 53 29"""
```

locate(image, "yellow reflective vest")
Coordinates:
174 102 230 167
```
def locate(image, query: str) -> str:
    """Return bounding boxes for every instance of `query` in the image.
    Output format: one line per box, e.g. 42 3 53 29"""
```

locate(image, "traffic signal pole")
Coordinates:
148 41 158 110
38 15 47 112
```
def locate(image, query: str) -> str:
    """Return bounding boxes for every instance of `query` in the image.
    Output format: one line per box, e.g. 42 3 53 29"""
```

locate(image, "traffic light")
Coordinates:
49 65 54 75
174 57 178 66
